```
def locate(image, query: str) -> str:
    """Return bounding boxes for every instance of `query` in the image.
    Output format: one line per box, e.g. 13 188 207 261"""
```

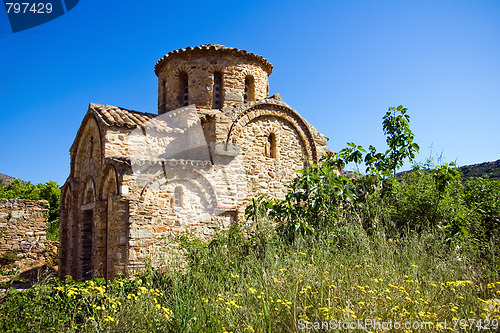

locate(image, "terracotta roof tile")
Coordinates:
89 103 156 129
154 44 273 75
89 103 219 131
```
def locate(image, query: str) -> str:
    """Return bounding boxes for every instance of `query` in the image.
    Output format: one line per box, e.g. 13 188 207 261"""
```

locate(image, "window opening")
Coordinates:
212 72 223 108
178 72 189 107
265 133 277 158
174 186 183 207
244 76 255 102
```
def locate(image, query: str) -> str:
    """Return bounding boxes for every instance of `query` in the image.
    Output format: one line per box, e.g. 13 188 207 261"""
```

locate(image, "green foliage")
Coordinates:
0 277 175 332
460 178 500 249
246 105 422 242
0 225 499 332
0 179 61 240
383 105 420 175
0 179 39 200
245 104 500 259
1 103 499 332
382 164 464 235
459 159 500 181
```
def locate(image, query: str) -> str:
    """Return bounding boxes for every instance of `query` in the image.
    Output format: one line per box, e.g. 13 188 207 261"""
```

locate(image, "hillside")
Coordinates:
346 159 500 181
459 159 500 181
0 173 17 185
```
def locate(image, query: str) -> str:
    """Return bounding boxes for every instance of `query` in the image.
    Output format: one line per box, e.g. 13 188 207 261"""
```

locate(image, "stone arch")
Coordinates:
263 126 280 159
79 176 96 279
101 165 120 199
82 176 96 206
140 166 217 212
207 65 226 74
226 101 318 162
265 132 277 159
99 165 122 279
175 66 194 76
61 184 72 210
73 115 103 177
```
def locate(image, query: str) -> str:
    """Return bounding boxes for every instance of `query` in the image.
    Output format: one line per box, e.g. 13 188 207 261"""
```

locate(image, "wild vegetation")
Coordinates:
459 159 500 181
0 105 499 332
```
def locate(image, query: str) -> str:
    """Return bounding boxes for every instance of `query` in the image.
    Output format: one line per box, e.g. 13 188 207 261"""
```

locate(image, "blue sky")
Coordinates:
1 0 499 185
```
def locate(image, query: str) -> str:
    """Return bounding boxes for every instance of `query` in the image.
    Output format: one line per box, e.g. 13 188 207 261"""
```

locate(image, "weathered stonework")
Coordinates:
0 199 47 255
59 44 328 280
155 45 272 112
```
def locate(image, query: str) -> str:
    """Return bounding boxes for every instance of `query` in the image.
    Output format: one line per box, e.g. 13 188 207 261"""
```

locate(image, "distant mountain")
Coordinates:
459 159 500 181
344 159 500 181
0 173 17 185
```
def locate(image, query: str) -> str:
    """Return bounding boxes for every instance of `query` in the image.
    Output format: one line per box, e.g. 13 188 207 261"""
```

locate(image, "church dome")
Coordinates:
155 44 273 113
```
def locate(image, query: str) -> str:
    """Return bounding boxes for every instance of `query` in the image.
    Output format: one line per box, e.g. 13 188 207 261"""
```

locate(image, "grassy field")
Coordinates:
0 221 499 332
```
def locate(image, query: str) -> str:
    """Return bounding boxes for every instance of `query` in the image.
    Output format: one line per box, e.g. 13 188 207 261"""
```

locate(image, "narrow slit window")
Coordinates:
265 133 277 158
178 72 189 107
174 186 183 207
163 80 167 110
212 72 223 109
244 76 255 102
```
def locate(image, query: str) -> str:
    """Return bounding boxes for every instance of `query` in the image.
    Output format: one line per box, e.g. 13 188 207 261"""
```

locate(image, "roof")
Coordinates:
154 44 273 76
89 103 157 129
88 103 218 130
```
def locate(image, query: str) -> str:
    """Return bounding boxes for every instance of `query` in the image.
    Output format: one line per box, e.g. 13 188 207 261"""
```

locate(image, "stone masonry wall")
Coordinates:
236 115 307 202
62 46 329 279
157 55 269 112
0 199 47 255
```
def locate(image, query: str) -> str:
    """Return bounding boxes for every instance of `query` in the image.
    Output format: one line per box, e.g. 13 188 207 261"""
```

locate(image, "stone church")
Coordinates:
59 44 328 280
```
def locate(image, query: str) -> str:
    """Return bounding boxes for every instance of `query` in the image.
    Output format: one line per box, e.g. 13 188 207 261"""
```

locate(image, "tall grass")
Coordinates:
1 217 499 332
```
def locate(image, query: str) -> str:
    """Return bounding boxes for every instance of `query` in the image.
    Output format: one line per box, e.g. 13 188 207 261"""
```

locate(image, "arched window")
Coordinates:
174 186 183 207
212 72 223 109
244 76 255 102
83 178 95 205
265 133 277 158
178 72 189 107
81 178 95 279
84 187 94 205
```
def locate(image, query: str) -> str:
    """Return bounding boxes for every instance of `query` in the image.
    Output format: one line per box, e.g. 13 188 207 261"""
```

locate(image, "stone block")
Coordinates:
225 91 244 102
11 211 22 218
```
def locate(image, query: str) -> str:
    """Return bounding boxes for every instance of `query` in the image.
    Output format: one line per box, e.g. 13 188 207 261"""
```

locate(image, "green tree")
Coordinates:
382 105 420 175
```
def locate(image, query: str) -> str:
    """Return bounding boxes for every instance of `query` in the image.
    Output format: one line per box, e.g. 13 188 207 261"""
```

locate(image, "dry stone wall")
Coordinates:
0 199 47 255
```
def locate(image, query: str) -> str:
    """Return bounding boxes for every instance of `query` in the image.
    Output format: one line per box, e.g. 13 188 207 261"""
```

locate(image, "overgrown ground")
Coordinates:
1 106 499 332
0 224 499 332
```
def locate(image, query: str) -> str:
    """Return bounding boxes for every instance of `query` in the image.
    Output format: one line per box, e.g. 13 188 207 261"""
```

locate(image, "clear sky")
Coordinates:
1 0 499 185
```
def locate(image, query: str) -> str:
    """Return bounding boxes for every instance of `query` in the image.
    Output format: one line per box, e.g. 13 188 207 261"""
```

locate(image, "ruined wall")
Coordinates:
0 199 47 255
